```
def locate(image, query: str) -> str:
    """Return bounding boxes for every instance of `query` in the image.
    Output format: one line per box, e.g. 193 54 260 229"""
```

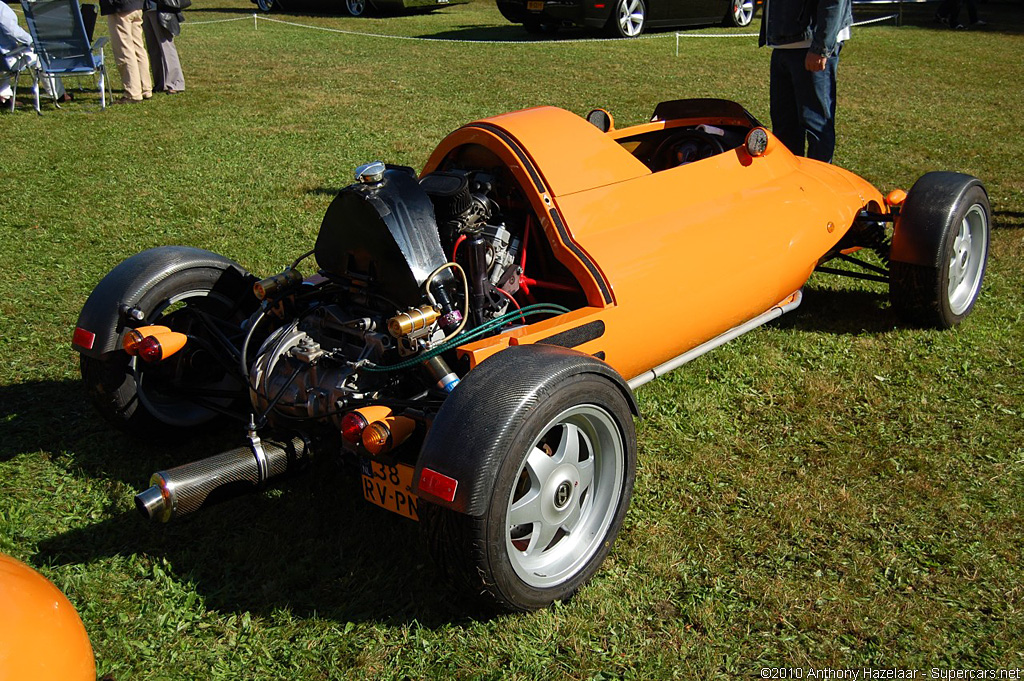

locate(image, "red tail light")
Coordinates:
122 325 171 355
341 412 369 444
135 331 187 363
341 406 393 445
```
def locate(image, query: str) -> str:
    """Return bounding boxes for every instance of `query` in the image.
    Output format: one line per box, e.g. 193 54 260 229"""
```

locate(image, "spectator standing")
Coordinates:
758 0 853 163
936 0 984 29
142 0 186 94
100 0 152 103
1 0 66 108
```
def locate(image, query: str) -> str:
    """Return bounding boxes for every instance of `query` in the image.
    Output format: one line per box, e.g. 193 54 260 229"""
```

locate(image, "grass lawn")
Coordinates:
1 0 1022 677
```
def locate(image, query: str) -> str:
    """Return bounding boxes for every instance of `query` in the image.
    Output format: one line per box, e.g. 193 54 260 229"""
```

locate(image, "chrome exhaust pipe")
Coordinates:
135 434 311 522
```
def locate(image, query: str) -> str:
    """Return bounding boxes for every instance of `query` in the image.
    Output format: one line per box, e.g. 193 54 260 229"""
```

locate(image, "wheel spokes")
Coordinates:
508 487 543 527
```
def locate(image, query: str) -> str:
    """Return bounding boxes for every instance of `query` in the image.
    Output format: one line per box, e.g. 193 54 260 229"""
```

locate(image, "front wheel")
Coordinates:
890 175 990 328
605 0 646 37
345 0 368 16
422 374 636 612
723 0 755 26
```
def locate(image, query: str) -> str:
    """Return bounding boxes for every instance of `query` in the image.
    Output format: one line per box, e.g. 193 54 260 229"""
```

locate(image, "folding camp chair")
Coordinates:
18 0 110 112
0 44 36 112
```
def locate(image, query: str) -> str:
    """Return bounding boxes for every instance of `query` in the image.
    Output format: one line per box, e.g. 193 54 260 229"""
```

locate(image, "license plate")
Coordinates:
527 1 544 10
361 460 419 521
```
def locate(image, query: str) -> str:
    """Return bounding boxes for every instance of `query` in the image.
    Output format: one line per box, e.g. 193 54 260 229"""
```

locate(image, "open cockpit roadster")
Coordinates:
72 99 990 611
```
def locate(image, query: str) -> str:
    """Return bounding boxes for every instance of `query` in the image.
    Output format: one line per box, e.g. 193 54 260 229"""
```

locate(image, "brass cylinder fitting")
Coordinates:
388 305 440 338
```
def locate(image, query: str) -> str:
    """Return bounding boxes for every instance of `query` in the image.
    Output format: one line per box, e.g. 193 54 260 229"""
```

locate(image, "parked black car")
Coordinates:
497 0 756 36
253 0 465 17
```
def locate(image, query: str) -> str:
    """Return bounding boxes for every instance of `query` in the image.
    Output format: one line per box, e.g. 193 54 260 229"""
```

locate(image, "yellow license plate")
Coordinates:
527 1 544 10
362 460 419 521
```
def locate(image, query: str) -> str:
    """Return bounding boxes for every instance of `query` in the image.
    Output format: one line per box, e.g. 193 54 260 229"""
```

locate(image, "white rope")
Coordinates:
675 13 898 54
186 16 255 26
852 12 899 24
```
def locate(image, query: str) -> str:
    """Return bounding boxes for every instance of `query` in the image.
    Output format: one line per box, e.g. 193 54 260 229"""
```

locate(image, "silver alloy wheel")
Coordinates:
616 0 645 37
504 404 626 588
136 288 238 428
346 0 367 15
947 203 988 316
731 0 754 25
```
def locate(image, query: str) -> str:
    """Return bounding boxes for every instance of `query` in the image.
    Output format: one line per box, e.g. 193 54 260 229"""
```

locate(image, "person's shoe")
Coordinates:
954 23 966 29
971 18 986 25
165 88 182 95
57 92 73 103
114 95 142 104
143 93 153 100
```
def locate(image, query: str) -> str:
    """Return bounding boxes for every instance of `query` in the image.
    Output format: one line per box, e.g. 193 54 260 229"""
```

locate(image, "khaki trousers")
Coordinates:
107 9 152 100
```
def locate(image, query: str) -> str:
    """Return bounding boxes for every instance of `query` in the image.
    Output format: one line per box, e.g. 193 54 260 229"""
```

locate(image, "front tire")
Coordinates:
345 0 368 16
422 374 636 612
890 176 990 328
605 0 645 37
723 0 755 26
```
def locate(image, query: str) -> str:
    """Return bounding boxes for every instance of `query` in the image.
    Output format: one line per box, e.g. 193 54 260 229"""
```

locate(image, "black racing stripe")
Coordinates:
468 123 547 194
467 121 613 305
548 208 613 305
536 321 606 348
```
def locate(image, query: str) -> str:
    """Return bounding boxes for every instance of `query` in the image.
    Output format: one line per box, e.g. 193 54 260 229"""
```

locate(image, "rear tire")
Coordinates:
890 180 990 328
81 257 252 437
421 374 636 612
605 0 645 37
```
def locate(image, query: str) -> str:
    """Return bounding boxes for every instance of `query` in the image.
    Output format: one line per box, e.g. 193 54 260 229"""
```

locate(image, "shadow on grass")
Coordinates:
993 210 1024 230
776 286 899 335
2 379 477 624
34 458 474 625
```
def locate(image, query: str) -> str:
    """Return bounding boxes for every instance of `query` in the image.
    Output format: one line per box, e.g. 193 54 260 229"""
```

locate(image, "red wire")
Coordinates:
494 287 526 324
452 234 467 262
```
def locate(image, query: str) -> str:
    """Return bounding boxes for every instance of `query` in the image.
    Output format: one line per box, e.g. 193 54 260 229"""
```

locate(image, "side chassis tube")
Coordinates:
627 290 803 390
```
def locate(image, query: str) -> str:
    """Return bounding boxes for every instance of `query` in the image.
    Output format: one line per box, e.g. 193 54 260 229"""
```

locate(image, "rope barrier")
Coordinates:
675 13 898 54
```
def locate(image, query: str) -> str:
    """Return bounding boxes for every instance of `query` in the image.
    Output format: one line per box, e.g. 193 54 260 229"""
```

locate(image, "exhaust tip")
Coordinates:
134 485 168 522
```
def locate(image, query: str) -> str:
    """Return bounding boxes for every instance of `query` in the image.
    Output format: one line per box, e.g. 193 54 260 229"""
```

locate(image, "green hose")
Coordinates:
362 303 571 373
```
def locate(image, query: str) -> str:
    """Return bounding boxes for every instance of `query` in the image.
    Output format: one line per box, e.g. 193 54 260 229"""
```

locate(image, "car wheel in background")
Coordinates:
605 0 646 37
345 0 368 16
889 172 991 329
255 0 275 10
723 0 755 26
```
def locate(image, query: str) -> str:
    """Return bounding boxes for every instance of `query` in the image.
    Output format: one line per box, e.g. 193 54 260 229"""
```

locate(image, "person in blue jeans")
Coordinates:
759 0 852 163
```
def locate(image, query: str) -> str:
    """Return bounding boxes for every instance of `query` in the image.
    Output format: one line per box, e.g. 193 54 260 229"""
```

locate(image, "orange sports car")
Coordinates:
72 99 990 611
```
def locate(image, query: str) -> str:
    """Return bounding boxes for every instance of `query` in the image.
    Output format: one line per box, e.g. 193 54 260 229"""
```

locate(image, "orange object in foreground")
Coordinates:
0 554 95 681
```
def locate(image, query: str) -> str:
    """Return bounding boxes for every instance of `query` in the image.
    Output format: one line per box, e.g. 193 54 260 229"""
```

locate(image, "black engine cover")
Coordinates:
315 168 452 306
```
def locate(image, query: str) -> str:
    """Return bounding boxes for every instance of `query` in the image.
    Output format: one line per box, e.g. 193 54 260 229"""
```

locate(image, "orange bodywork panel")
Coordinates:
0 553 95 681
426 105 886 382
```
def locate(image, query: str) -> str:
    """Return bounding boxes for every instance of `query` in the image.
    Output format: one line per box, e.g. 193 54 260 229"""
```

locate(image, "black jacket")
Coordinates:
99 0 145 16
758 0 852 57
